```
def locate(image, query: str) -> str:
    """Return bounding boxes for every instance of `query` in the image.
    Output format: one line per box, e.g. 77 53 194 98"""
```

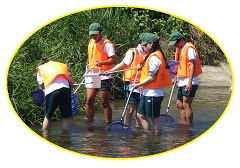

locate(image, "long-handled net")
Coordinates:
108 70 139 134
107 121 133 134
159 60 179 123
31 89 45 108
160 82 176 123
108 88 135 134
71 93 78 116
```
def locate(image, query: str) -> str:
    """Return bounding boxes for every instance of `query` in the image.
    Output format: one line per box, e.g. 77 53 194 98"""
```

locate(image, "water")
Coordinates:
30 86 231 158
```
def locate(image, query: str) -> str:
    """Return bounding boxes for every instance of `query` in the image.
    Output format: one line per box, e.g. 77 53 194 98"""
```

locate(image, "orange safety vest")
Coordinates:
175 42 202 78
88 38 115 70
36 61 73 88
123 48 144 82
140 50 172 88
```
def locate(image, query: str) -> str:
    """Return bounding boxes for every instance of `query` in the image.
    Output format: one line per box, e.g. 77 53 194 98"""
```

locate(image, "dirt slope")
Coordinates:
198 63 232 87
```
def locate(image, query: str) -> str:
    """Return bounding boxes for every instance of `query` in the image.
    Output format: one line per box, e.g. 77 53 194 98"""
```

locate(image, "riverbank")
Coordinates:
198 63 232 88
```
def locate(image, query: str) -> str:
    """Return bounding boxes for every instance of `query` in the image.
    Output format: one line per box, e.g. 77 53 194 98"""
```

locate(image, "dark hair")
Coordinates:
158 44 169 69
176 38 182 44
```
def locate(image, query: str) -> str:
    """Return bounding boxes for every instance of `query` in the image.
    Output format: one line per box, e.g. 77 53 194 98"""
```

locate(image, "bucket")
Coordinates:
84 64 101 89
84 73 101 88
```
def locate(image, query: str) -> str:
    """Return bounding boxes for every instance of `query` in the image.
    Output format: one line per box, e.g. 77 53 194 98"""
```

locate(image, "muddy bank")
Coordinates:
198 63 232 87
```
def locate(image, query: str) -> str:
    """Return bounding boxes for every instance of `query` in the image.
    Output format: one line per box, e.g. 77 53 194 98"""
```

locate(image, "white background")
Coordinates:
1 0 239 167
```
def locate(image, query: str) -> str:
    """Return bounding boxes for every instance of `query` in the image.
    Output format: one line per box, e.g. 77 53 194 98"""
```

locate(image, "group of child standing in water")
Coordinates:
36 22 202 135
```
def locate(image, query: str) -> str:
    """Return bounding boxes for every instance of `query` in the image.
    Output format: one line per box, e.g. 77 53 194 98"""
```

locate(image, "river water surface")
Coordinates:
30 86 231 158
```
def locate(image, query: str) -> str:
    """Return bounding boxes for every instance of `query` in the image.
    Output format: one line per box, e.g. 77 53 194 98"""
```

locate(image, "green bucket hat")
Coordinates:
141 33 159 46
89 23 101 35
138 32 150 41
168 31 183 46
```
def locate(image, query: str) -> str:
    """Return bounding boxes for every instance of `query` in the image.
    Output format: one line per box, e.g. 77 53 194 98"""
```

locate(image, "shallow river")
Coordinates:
30 86 231 158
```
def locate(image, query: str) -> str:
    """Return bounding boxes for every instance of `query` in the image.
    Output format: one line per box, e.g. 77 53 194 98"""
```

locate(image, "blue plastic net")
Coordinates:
71 93 78 116
31 89 45 108
108 122 134 134
168 60 179 79
160 114 175 123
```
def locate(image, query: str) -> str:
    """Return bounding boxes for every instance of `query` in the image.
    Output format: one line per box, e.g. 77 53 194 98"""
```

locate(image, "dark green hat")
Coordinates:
139 32 150 41
89 23 101 35
168 31 183 46
141 33 159 46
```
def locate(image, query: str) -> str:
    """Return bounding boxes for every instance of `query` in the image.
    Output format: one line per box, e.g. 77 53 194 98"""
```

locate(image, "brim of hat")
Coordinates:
168 40 177 46
141 41 148 46
89 30 99 35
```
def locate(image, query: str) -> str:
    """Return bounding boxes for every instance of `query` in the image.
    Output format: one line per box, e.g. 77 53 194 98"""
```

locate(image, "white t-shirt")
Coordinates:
141 55 164 97
177 45 199 87
88 38 116 80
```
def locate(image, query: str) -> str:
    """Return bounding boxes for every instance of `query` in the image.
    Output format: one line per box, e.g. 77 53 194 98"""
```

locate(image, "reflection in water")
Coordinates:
30 86 231 158
166 125 194 149
40 128 73 149
58 131 72 149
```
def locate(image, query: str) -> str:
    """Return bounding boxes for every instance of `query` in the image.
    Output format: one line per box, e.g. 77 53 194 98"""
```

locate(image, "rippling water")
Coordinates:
30 86 231 158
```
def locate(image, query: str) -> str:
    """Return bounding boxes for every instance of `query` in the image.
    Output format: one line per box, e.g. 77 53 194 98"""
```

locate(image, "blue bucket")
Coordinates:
31 89 45 108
